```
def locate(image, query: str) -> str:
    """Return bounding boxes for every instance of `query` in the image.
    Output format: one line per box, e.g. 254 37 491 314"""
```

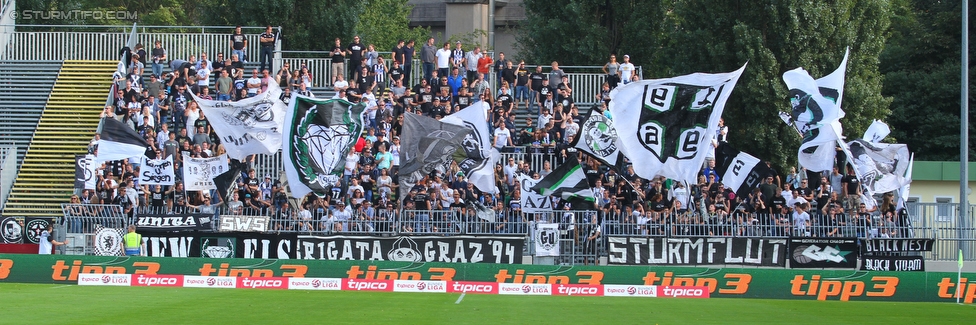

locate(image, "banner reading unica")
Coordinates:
0 254 973 303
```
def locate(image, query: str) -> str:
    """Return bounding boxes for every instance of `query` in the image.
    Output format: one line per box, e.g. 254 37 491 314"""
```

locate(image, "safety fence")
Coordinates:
55 203 969 262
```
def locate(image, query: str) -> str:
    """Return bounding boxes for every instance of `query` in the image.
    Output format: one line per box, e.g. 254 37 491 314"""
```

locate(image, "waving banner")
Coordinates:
182 153 228 191
192 82 287 159
283 96 366 198
442 102 500 194
139 155 175 186
609 64 746 184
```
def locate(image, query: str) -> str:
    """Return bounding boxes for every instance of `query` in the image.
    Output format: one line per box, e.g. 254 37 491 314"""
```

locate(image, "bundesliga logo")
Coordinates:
207 278 217 286
101 275 111 284
627 286 637 295
312 280 321 288
522 285 532 293
417 282 426 291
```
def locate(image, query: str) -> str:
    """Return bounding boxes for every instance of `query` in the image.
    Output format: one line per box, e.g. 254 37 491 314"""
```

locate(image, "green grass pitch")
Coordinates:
2 283 973 324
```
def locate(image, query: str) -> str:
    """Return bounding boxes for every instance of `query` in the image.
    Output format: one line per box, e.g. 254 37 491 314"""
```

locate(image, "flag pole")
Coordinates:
958 249 964 304
959 0 970 270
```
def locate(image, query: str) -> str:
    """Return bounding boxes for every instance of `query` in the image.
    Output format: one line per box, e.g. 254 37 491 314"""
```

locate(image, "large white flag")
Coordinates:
138 155 175 186
442 101 499 194
182 153 228 191
608 64 746 184
192 82 287 159
784 49 849 172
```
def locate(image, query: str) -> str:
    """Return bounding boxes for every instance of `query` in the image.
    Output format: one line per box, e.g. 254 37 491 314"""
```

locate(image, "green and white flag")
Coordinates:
283 95 366 198
569 108 622 168
530 157 595 202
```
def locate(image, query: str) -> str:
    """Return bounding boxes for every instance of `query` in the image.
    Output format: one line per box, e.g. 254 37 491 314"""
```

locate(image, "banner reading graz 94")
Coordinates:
295 235 523 264
2 254 976 303
607 237 787 266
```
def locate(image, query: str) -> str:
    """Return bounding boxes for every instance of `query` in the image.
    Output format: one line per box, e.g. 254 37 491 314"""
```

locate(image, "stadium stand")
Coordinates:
3 60 118 217
0 60 61 167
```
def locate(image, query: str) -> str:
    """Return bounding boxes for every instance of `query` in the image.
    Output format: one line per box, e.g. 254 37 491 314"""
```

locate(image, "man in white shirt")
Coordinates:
197 61 211 88
333 74 349 91
792 200 811 237
38 224 65 254
333 202 352 232
246 69 261 97
493 122 512 149
618 55 636 84
465 47 483 83
435 42 452 78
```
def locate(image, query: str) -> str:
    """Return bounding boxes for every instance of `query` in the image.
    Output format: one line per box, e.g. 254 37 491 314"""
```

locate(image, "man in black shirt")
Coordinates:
229 26 247 63
403 40 416 85
529 65 546 114
842 167 862 211
259 26 276 73
347 36 365 81
331 38 346 82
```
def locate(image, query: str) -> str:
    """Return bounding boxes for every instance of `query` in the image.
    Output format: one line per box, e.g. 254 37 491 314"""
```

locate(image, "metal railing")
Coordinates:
1 27 275 62
56 202 976 262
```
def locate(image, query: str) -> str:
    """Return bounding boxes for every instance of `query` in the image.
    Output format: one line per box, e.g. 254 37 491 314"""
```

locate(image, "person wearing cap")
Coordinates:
618 54 636 85
259 174 274 201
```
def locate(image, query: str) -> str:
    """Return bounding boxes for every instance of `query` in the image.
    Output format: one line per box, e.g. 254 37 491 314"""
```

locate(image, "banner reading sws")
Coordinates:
1 254 974 303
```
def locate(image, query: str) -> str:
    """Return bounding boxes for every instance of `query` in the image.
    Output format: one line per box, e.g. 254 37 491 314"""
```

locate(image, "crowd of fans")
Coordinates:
72 30 912 240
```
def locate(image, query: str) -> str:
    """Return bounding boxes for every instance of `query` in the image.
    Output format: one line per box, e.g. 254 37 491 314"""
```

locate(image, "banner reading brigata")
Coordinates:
295 235 523 264
607 237 787 266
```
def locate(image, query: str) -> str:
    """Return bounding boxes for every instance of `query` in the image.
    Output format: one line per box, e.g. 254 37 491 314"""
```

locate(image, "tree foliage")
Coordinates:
196 0 362 52
354 0 430 53
882 0 976 161
519 0 892 168
516 0 668 65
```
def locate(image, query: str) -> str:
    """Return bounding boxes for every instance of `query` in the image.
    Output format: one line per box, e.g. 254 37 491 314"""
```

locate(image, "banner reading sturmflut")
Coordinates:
608 236 787 266
192 82 287 160
608 64 746 184
283 96 366 198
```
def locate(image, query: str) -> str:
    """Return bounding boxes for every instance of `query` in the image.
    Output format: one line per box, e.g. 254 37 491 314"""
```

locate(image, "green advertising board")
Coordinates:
0 254 973 303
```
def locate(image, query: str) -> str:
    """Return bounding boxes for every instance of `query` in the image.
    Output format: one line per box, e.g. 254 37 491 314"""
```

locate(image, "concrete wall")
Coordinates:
907 180 976 203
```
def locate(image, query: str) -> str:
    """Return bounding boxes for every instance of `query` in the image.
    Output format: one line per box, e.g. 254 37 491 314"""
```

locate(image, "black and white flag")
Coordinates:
398 113 470 196
784 48 848 172
847 139 911 194
518 174 553 213
283 96 366 198
74 154 97 190
95 117 149 164
138 155 175 186
714 143 771 199
609 64 746 184
570 107 622 168
182 153 228 191
192 82 287 159
442 102 500 194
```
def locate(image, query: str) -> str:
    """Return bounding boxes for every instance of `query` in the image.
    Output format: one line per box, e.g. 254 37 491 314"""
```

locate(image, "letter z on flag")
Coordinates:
609 64 746 184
